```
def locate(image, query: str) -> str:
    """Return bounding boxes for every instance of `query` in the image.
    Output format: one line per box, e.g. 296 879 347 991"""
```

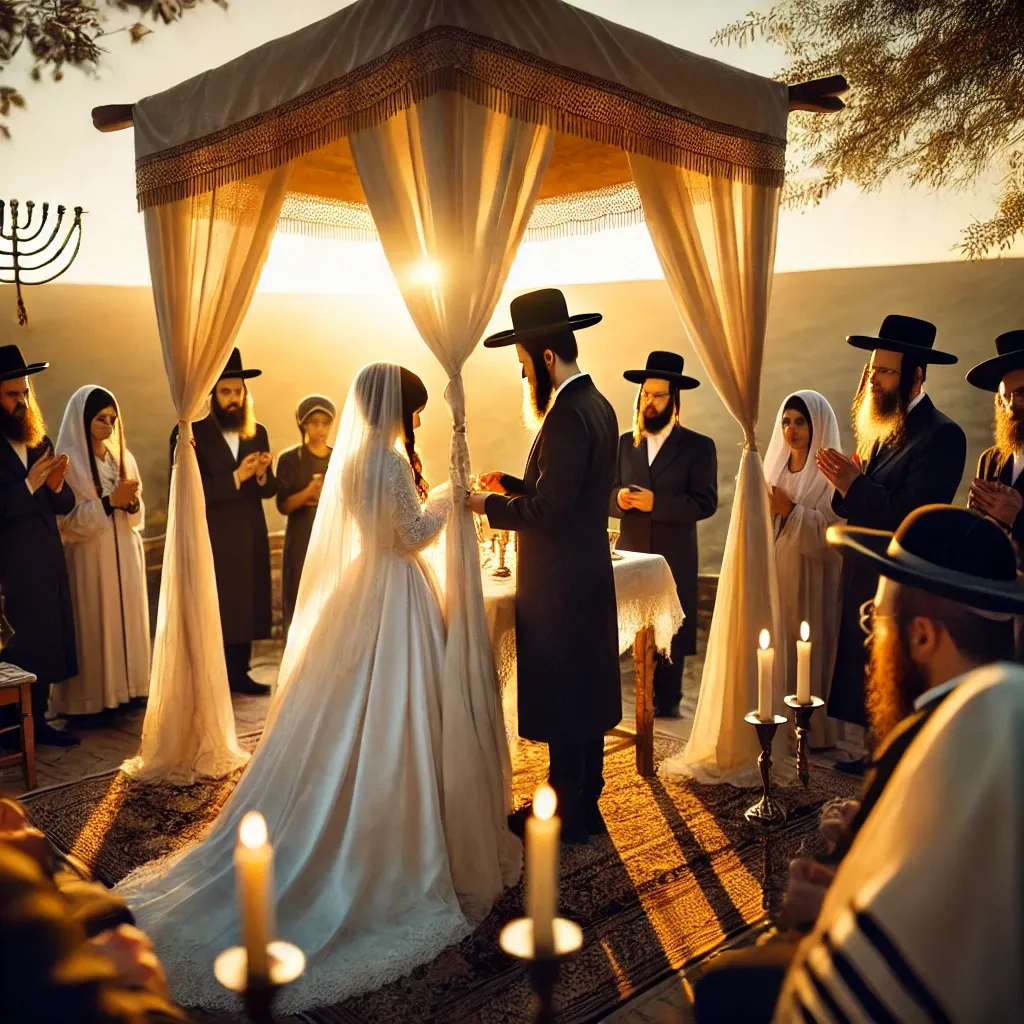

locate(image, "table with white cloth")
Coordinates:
482 550 683 777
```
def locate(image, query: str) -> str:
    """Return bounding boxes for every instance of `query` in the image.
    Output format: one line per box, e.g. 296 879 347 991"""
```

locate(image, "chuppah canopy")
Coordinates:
100 0 847 830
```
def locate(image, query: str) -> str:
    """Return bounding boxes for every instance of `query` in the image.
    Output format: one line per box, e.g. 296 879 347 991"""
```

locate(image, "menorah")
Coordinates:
1 200 85 326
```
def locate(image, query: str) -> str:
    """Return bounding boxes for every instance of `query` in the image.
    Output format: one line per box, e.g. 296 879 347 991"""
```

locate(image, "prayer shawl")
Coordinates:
774 661 1024 1022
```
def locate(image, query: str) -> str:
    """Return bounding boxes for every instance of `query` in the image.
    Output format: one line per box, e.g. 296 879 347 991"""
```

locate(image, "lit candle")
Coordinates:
757 629 774 722
235 811 275 982
526 784 559 957
796 621 812 704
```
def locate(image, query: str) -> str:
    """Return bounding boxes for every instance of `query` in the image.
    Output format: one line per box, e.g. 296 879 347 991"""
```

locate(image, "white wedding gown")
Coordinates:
117 442 476 1012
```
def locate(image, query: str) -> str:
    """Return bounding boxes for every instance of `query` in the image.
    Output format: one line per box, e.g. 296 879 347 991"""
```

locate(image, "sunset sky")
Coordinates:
3 0 1020 295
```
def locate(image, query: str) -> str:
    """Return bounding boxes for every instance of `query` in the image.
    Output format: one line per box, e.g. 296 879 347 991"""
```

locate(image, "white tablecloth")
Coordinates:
480 550 683 746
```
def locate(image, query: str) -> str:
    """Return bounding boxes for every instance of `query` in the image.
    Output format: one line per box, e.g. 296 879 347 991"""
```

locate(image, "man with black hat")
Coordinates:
815 315 966 774
170 349 277 696
0 345 80 746
610 351 717 717
468 288 620 844
692 504 1023 1024
967 330 1024 561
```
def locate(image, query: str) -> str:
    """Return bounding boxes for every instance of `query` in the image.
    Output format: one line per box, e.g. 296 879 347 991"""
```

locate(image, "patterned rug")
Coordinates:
23 734 857 1023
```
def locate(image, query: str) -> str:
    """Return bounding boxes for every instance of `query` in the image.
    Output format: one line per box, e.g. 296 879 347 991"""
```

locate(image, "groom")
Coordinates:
468 289 620 844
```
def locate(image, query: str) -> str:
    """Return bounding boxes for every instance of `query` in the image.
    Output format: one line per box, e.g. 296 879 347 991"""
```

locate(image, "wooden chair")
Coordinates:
0 664 38 792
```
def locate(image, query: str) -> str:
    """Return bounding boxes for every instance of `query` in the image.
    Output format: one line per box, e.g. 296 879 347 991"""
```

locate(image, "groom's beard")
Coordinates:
212 391 256 439
994 397 1024 462
522 357 555 430
0 396 45 448
864 622 927 747
852 380 905 462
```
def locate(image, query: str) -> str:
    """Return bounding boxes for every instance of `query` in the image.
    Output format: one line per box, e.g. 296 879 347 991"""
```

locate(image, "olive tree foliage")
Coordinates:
715 1 1024 257
0 0 227 138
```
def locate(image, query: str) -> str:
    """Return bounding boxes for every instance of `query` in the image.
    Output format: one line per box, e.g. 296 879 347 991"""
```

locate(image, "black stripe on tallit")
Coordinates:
804 954 852 1024
857 910 952 1023
822 929 900 1024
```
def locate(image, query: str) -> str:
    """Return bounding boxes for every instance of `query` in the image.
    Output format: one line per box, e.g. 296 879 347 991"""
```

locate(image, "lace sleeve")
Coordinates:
388 453 452 551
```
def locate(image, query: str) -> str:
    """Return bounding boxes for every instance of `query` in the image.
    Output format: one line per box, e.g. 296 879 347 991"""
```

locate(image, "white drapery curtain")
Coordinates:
349 92 553 919
629 156 788 785
124 167 292 784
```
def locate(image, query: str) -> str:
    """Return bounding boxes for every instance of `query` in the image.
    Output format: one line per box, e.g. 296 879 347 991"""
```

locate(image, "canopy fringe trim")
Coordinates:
136 26 786 210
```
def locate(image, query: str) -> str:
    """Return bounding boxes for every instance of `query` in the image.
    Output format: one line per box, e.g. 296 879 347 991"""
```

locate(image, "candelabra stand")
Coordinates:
492 529 511 578
1 199 84 326
743 712 788 826
214 942 305 1024
784 695 825 789
499 917 583 1024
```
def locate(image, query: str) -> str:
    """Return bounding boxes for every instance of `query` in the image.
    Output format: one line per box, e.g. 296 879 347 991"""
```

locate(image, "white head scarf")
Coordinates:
763 390 842 509
55 385 129 504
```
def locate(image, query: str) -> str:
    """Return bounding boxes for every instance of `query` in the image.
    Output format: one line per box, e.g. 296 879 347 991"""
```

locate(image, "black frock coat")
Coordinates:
828 395 966 726
0 436 78 684
976 446 1024 563
485 375 621 743
170 415 277 645
608 424 718 655
275 443 332 632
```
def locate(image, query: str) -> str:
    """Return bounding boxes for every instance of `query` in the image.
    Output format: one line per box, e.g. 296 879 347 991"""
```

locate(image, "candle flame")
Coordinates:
533 784 557 821
800 621 810 642
759 629 771 651
239 811 268 849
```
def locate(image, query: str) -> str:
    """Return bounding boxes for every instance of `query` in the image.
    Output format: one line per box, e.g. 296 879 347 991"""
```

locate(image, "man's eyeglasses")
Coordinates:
998 385 1024 406
867 364 900 379
641 390 671 402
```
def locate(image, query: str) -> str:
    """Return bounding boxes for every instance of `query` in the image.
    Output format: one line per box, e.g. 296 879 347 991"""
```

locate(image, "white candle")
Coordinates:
796 621 812 705
757 629 774 722
235 811 275 982
526 784 559 957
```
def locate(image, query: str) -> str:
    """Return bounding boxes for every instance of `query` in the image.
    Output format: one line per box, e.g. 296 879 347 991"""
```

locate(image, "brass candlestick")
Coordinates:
499 917 583 1024
214 941 305 1024
492 529 511 578
785 695 825 789
743 712 788 826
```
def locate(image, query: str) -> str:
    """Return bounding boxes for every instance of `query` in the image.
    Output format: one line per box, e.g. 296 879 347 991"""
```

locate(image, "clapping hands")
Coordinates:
970 478 1023 528
26 450 69 494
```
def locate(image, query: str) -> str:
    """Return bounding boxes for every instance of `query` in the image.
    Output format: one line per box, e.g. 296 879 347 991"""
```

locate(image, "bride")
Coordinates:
117 362 520 1012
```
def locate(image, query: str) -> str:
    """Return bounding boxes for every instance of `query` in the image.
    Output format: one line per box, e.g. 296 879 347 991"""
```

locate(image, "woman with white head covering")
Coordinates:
51 386 149 718
115 363 521 1014
764 390 843 748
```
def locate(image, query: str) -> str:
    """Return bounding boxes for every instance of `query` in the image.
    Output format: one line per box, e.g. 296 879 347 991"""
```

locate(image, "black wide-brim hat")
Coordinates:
483 288 601 349
826 504 1024 614
966 330 1024 392
846 314 957 365
624 350 700 390
0 344 48 383
218 347 261 381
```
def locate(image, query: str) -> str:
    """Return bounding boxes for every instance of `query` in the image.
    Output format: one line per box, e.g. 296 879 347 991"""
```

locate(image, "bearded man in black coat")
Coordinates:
170 349 277 696
0 346 80 747
610 351 718 718
468 289 620 845
815 315 966 775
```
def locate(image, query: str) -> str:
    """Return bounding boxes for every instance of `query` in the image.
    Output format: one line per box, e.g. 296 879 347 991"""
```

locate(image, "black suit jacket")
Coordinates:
169 416 277 645
976 445 1024 561
485 375 621 742
0 436 77 684
609 425 718 654
828 396 966 725
0 842 190 1023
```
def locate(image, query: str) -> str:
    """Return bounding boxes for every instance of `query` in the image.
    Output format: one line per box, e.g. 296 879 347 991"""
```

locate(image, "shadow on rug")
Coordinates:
23 734 857 1023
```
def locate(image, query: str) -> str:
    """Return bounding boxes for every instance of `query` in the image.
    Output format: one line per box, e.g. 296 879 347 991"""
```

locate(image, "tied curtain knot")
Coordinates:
173 420 195 465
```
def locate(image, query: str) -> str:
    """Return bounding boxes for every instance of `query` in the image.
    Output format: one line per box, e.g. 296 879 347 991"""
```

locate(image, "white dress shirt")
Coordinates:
906 390 926 415
1012 454 1024 487
552 371 586 404
645 421 675 466
222 430 241 461
913 671 967 712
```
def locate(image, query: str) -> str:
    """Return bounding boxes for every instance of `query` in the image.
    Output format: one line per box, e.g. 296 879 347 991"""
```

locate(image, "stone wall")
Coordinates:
144 534 718 639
